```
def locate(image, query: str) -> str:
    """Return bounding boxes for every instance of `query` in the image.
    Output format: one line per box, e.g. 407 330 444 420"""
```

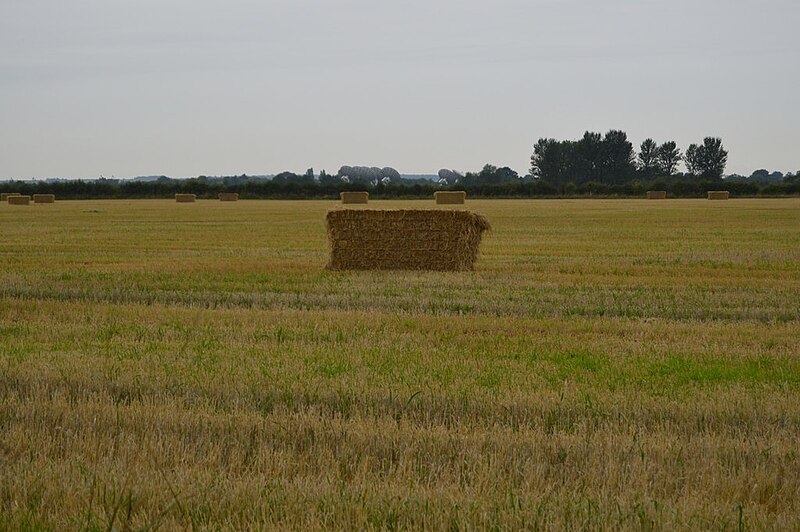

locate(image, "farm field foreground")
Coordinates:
1 198 800 530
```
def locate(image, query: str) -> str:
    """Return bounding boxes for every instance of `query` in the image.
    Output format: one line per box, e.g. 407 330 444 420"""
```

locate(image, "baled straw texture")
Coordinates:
340 191 369 204
175 194 197 203
33 194 55 204
218 192 239 201
1 193 21 202
707 191 730 200
326 209 491 271
434 191 467 204
646 191 667 200
8 195 31 205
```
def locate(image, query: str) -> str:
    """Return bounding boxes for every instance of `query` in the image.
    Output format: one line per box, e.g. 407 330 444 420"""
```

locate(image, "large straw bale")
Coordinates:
33 194 55 204
8 195 31 205
340 191 369 204
1 193 21 202
218 192 239 202
434 191 466 204
646 191 667 200
707 191 730 200
326 209 491 271
175 194 197 203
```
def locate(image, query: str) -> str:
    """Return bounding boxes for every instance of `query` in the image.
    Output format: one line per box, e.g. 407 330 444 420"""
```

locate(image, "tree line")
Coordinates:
3 174 799 200
530 131 730 187
3 130 798 198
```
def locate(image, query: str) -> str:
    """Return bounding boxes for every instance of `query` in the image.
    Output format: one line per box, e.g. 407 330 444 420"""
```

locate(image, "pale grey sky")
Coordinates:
1 0 798 179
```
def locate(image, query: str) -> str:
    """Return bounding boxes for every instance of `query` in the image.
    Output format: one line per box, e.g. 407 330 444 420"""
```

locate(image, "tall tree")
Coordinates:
685 144 702 176
637 138 659 176
685 137 728 179
319 169 338 185
573 132 603 184
601 130 636 184
531 138 571 186
657 141 681 176
478 164 499 184
494 166 520 182
698 137 728 179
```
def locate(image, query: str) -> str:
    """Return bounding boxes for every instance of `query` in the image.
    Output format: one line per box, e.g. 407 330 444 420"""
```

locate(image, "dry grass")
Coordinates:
175 194 197 203
708 191 731 200
646 191 667 200
326 209 490 271
434 191 466 204
340 191 369 204
1 198 799 530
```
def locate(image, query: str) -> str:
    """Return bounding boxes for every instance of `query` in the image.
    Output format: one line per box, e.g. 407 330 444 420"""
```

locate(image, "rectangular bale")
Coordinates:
340 191 369 204
707 191 730 200
434 191 467 204
175 194 197 203
1 193 21 202
218 192 239 202
33 194 55 204
646 191 667 200
8 195 31 205
326 209 491 271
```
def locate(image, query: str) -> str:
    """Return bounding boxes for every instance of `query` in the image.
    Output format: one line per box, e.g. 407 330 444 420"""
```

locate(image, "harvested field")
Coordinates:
340 191 368 204
219 192 239 202
646 190 667 199
175 193 197 203
708 191 731 200
7 195 31 205
434 190 466 204
1 198 799 530
32 194 55 204
326 209 490 271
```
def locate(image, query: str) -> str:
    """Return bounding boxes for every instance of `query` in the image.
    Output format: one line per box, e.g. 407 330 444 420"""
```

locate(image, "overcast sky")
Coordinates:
1 0 798 179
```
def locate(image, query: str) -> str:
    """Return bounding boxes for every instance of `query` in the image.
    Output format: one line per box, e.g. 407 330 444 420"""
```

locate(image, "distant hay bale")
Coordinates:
1 193 21 202
8 195 31 205
646 191 667 200
707 191 730 200
340 191 369 204
33 194 55 204
434 191 466 204
175 194 197 203
218 192 239 202
326 209 491 271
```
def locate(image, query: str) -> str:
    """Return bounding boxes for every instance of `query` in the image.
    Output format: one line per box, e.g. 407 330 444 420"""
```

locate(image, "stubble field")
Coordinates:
1 198 799 530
